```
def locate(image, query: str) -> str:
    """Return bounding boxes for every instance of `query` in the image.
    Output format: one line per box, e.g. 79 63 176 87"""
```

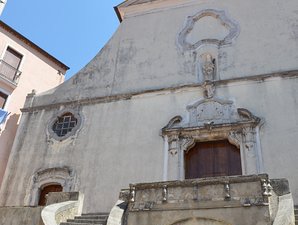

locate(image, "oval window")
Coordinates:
52 112 78 137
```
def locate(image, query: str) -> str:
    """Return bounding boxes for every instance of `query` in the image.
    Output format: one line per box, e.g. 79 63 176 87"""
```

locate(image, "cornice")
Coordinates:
21 70 298 113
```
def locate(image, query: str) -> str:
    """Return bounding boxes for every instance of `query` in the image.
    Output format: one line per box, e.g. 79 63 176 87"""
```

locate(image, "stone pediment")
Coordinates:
163 98 260 131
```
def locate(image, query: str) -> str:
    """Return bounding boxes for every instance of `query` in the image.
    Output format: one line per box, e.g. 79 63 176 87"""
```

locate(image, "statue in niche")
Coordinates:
201 53 216 81
203 81 215 99
198 53 217 98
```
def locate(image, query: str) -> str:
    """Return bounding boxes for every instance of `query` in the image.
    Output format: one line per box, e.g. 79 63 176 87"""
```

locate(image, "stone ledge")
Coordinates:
131 174 268 189
21 70 298 113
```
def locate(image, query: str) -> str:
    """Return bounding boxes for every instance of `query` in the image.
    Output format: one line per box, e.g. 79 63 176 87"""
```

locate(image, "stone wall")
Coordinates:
1 76 298 213
0 207 43 225
0 0 298 215
124 175 294 225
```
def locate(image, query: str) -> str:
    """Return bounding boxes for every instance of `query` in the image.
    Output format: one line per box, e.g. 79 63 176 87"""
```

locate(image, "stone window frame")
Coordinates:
52 112 78 137
48 108 82 141
161 98 264 181
24 167 78 206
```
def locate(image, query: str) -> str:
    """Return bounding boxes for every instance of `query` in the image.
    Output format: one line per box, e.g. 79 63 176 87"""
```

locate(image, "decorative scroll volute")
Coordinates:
228 131 242 149
180 137 196 153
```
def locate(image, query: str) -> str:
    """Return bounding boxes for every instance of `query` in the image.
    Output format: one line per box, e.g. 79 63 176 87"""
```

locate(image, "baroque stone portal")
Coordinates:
24 167 78 206
161 97 263 181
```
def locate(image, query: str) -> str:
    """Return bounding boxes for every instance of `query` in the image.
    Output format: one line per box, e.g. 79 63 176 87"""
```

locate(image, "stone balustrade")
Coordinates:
128 174 273 212
120 174 294 225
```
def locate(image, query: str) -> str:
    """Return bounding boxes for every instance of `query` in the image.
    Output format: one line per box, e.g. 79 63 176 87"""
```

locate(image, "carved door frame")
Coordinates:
24 167 78 206
161 98 264 181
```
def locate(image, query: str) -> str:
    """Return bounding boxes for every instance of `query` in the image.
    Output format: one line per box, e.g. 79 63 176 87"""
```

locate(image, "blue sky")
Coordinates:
1 1 124 79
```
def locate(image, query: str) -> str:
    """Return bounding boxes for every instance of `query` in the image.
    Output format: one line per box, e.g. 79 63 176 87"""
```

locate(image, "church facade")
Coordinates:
0 0 297 220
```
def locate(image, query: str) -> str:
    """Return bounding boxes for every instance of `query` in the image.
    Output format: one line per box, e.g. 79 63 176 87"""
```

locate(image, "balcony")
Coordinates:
119 174 294 225
0 60 21 85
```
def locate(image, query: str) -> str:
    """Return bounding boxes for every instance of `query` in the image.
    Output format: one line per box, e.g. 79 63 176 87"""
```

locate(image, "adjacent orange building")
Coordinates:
0 21 69 188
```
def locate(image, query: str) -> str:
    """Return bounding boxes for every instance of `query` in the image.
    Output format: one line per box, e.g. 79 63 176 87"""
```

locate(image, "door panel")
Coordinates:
185 140 242 179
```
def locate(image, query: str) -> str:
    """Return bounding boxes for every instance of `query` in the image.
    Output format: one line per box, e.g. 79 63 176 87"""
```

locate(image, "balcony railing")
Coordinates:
0 60 22 84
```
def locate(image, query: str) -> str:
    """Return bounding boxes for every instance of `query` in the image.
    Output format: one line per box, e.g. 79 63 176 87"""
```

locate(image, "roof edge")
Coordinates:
114 5 123 23
114 0 153 22
0 20 69 73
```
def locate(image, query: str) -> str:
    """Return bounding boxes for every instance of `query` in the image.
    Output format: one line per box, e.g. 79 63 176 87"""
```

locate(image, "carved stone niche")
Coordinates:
177 9 240 51
24 167 78 206
177 9 240 84
161 98 264 181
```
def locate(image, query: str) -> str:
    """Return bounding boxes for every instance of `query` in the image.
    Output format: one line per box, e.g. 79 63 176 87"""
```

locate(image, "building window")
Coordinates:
52 112 78 137
0 92 8 109
0 47 22 83
48 109 82 141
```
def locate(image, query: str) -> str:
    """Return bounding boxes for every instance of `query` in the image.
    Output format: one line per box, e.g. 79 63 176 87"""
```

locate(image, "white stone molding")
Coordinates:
272 194 295 225
177 9 240 51
162 97 263 180
107 200 127 225
47 108 83 142
163 136 169 181
41 201 78 225
24 167 78 206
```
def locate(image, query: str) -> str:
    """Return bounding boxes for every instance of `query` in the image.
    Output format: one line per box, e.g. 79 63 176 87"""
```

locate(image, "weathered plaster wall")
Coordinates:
1 75 298 212
0 0 297 216
32 0 298 107
0 207 43 225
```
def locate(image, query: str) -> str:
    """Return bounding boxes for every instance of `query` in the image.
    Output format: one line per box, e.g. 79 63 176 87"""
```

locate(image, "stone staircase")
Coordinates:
295 206 298 225
60 212 109 225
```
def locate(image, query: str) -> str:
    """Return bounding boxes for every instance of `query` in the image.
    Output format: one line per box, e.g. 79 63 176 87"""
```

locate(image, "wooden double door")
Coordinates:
185 140 242 179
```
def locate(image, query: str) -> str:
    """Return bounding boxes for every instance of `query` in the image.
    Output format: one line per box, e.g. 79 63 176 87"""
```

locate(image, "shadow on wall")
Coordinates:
0 113 21 146
0 113 20 184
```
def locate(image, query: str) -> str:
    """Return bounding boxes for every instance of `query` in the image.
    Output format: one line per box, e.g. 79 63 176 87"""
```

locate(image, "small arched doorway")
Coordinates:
185 140 242 179
38 184 63 206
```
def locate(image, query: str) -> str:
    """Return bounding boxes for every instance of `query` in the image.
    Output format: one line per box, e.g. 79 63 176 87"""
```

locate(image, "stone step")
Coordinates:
67 219 104 224
60 212 109 225
77 215 108 220
82 213 109 216
73 216 108 222
60 222 104 225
